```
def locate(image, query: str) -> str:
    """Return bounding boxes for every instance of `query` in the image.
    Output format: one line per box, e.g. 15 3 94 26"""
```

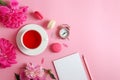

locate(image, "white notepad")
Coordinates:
53 53 88 80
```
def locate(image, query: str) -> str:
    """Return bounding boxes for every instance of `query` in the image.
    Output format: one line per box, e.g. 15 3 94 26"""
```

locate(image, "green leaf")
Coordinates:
0 0 7 6
44 69 56 80
15 73 20 80
49 72 56 79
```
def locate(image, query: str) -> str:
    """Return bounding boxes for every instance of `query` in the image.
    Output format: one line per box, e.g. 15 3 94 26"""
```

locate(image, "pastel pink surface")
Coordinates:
0 0 120 80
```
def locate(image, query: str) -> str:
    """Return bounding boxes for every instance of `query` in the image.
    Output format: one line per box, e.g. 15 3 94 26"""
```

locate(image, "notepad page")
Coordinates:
53 53 88 80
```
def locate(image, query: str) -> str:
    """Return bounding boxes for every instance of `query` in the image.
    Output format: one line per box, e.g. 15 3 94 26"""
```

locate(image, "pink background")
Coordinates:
0 0 120 80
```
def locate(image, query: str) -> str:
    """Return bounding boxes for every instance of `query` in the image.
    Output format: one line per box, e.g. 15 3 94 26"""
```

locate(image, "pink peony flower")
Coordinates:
1 7 28 28
0 38 17 68
20 63 46 80
0 0 28 28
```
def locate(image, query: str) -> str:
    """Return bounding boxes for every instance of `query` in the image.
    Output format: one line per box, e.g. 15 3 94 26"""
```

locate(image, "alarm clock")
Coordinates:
58 24 70 39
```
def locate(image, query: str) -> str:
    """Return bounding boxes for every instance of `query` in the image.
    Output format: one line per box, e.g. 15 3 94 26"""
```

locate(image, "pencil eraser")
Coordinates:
47 20 56 29
50 43 62 53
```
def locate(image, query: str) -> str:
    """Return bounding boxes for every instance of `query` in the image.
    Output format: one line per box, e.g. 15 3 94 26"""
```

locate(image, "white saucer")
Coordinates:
16 24 49 56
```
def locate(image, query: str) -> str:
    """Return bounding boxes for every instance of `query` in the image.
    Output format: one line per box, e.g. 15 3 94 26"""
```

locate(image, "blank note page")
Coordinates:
53 53 88 80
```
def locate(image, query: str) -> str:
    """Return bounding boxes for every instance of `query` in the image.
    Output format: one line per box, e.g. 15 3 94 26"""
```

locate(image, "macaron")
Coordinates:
50 43 62 53
33 11 43 20
47 20 56 29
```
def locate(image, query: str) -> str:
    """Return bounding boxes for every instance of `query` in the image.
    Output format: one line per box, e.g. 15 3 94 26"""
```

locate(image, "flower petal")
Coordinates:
8 59 17 64
9 0 19 10
0 60 11 68
0 6 10 15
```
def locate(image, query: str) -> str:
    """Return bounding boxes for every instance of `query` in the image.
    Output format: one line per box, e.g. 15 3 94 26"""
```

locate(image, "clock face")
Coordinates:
59 28 69 39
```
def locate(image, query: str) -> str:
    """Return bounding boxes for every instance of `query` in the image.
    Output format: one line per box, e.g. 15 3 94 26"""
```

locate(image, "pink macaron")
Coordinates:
50 43 62 53
33 11 43 20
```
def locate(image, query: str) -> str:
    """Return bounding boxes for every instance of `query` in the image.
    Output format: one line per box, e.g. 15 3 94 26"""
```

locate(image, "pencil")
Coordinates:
82 54 92 80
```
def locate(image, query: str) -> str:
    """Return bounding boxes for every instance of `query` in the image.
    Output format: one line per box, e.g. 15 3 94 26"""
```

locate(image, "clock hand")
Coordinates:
62 32 67 35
